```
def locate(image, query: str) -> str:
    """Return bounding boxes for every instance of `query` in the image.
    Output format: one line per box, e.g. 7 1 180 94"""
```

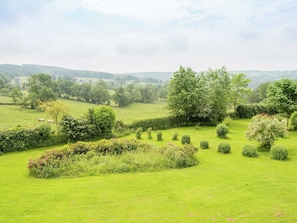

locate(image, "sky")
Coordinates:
0 0 297 73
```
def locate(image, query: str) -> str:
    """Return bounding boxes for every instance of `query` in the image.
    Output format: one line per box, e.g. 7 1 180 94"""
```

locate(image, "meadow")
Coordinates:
1 114 297 222
0 96 169 129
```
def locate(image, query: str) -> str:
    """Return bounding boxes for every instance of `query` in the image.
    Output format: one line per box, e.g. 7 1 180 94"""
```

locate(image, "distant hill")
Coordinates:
1 64 297 88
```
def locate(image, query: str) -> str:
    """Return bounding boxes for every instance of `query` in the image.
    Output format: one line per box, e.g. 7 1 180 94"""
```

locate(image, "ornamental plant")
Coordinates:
246 114 288 149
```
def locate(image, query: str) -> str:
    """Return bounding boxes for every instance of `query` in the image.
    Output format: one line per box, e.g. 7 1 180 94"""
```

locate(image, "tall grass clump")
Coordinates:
28 139 198 178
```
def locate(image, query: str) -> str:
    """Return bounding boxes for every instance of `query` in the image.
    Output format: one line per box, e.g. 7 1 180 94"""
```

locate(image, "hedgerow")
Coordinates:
0 125 55 154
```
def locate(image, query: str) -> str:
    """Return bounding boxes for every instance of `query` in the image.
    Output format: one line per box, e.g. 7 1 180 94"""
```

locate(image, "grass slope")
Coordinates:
1 119 297 222
0 99 168 129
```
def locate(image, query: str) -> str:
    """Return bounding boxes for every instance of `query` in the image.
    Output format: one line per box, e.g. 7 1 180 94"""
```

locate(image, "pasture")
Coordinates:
0 97 169 129
1 118 297 222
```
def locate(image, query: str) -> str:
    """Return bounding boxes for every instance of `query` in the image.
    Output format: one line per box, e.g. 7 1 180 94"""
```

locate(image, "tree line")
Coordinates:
3 73 167 108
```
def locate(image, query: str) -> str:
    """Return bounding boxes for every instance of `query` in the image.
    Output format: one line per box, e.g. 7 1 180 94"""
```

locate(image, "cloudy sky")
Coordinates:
0 0 296 73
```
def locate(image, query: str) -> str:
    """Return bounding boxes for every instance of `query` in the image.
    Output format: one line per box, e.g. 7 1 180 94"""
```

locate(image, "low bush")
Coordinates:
270 145 288 160
218 142 231 153
181 135 191 144
242 144 258 158
156 131 163 141
216 124 229 138
223 116 232 126
28 139 198 178
200 141 209 149
147 127 153 139
172 131 178 141
0 125 53 154
135 127 143 139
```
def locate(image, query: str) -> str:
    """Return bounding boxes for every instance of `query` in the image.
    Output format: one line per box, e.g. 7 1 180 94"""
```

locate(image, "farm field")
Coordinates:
0 97 169 129
1 119 297 222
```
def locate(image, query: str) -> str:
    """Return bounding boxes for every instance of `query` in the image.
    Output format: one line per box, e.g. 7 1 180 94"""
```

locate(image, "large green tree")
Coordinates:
167 66 206 121
199 67 231 121
267 79 297 126
229 73 251 112
26 74 57 108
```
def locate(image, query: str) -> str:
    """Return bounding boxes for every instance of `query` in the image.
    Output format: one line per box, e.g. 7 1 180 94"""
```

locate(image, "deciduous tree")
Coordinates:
267 79 297 126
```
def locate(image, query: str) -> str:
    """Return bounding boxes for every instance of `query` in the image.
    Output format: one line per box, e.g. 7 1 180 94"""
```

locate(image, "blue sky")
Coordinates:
0 0 296 73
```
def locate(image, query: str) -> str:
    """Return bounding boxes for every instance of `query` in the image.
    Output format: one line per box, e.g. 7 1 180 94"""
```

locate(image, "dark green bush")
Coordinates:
242 144 258 157
270 145 288 160
0 125 52 154
236 104 277 118
60 115 96 142
156 131 163 141
200 141 209 149
172 131 178 140
218 142 231 153
181 135 191 144
216 124 229 138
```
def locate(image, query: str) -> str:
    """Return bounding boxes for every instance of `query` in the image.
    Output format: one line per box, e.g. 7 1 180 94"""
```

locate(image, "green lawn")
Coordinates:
1 119 297 222
0 99 169 129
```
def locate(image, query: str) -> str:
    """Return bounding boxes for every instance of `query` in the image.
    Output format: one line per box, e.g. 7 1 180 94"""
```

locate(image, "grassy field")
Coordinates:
0 98 169 129
1 119 297 222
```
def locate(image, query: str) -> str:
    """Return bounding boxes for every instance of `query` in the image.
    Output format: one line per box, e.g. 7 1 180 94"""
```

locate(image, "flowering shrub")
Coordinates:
246 114 288 149
28 139 198 178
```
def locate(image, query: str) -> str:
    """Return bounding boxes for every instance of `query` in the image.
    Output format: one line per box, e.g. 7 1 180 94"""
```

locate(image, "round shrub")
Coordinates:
181 135 191 144
216 124 229 138
270 145 288 160
242 144 258 158
200 140 209 149
218 142 231 153
156 131 163 141
172 131 178 141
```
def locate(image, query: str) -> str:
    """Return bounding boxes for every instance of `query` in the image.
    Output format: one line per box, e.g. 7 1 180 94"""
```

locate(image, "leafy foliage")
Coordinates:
267 79 297 125
242 144 258 158
91 106 116 138
26 73 57 108
0 125 53 153
38 100 70 133
246 114 288 149
236 104 277 118
216 124 229 138
156 131 163 141
289 111 297 130
218 142 231 153
135 127 143 139
200 141 209 149
270 145 288 160
229 73 251 112
181 135 191 144
28 139 198 178
60 115 97 142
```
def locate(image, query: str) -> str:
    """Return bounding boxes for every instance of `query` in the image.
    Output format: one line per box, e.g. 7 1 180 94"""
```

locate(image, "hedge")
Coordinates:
236 104 277 118
129 115 214 131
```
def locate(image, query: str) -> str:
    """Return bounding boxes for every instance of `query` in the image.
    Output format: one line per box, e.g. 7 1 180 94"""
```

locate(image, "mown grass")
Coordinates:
1 119 297 222
0 99 168 129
